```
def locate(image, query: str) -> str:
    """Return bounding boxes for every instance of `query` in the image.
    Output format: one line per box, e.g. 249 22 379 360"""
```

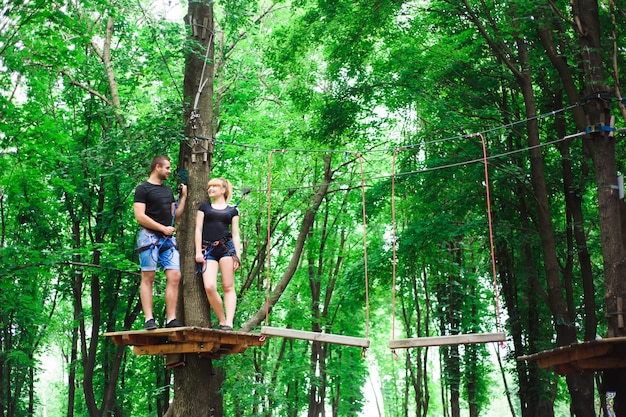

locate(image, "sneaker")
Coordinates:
165 318 183 328
218 325 233 331
144 318 157 330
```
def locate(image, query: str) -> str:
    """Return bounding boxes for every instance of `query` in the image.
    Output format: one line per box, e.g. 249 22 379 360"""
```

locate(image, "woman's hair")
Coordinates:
208 178 233 203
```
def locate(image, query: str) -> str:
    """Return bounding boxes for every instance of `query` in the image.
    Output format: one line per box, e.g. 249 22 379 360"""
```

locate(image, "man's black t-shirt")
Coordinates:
134 182 174 228
198 203 239 242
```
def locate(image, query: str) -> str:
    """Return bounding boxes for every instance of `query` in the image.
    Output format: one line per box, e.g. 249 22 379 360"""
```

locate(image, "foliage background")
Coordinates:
1 0 624 415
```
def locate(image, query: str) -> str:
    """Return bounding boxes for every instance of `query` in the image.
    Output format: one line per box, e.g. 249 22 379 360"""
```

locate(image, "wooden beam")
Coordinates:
518 337 626 374
389 332 506 349
223 344 249 355
525 342 614 369
573 356 626 371
165 354 185 369
123 333 167 346
552 362 582 375
261 326 370 348
133 342 215 355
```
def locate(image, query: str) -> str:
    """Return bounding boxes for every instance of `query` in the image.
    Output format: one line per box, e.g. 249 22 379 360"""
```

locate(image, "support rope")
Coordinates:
390 148 401 358
474 133 504 339
262 151 371 352
389 135 505 352
354 153 371 344
264 150 282 326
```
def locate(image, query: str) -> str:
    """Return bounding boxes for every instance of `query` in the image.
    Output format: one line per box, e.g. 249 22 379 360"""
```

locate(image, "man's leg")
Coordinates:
137 229 158 329
140 270 156 321
164 268 181 323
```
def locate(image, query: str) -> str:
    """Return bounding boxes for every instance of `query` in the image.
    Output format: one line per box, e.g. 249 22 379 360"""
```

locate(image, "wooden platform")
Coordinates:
518 336 626 375
261 326 371 348
105 326 266 358
389 332 506 349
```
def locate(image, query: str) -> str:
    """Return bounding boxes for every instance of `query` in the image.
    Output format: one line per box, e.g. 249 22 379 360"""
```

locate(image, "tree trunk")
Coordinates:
308 245 325 417
68 218 81 417
168 0 218 415
513 32 595 415
573 0 626 410
462 0 595 409
553 96 597 343
497 153 556 417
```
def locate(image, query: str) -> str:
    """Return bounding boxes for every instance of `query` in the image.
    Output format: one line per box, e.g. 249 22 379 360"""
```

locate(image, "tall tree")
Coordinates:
571 0 626 411
166 0 219 415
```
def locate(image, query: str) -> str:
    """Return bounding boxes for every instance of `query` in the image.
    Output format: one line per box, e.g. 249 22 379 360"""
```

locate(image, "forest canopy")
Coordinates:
1 0 625 416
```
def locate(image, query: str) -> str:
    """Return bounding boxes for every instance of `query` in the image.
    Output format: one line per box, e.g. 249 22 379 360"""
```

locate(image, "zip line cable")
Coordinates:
200 102 584 155
232 133 579 197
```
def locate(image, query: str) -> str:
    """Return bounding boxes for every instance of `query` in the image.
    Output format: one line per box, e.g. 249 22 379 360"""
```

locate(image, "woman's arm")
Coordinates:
194 210 205 264
231 215 241 260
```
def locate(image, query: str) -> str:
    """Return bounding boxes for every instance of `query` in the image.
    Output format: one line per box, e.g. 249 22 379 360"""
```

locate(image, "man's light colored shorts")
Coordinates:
137 228 180 272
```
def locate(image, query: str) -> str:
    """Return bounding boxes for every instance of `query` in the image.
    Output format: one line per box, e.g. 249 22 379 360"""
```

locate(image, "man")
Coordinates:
134 155 188 330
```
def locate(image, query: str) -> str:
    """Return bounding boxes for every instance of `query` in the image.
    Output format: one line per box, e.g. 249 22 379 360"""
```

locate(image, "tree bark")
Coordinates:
169 1 218 415
573 0 626 410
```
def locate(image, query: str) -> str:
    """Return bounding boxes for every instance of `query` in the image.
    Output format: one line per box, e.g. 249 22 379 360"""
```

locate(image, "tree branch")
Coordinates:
59 69 114 106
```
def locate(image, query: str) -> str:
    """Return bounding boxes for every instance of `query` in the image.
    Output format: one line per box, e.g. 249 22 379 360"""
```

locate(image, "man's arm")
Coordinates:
134 202 175 236
173 184 188 222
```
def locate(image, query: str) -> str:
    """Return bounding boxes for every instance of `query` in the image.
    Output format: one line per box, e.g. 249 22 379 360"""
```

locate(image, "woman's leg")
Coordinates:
203 260 226 325
219 257 237 327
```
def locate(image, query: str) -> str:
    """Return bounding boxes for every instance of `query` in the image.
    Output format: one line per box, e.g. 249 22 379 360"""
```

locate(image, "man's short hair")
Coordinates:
150 155 170 172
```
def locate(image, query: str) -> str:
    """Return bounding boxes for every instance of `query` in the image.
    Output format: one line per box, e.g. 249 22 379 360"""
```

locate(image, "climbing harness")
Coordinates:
196 236 239 274
195 187 249 273
135 230 178 264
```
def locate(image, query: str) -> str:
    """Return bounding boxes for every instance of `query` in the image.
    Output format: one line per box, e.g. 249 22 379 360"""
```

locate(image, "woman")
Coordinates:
195 178 241 331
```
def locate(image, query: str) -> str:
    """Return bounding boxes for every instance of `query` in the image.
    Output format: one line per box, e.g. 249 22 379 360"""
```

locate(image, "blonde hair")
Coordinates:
208 178 233 203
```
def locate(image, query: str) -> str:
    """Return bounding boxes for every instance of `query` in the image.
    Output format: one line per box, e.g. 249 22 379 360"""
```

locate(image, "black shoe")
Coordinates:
165 319 183 328
218 325 233 331
144 318 157 330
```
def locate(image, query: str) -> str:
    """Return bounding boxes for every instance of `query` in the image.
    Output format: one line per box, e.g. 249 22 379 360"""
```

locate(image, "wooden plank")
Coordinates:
573 356 626 371
104 327 195 337
531 343 614 369
389 332 506 349
165 354 185 369
222 344 249 355
133 342 216 355
261 327 370 348
519 337 626 374
105 327 267 358
181 331 261 346
519 336 626 361
123 333 168 346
